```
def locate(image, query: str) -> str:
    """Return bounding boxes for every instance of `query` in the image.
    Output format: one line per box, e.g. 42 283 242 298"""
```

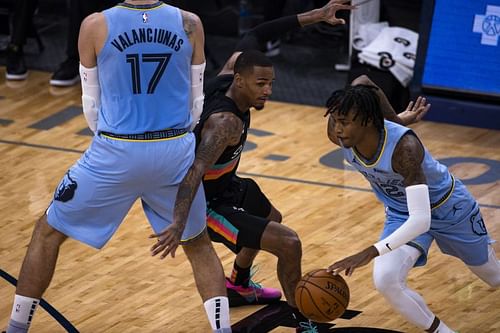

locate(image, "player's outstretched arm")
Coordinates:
219 0 356 75
149 113 243 259
351 75 430 126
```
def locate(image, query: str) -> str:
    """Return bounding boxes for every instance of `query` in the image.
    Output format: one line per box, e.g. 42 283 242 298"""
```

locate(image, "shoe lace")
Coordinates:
246 265 264 299
298 320 319 333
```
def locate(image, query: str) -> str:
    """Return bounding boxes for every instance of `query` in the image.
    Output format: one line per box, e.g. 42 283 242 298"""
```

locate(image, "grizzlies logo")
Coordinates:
470 208 487 236
54 171 78 202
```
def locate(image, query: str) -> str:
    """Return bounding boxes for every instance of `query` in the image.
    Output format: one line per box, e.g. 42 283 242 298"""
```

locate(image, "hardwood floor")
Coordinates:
1 69 499 332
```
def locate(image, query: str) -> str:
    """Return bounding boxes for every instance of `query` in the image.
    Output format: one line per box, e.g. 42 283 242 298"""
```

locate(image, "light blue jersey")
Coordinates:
342 120 453 214
98 2 192 134
46 2 206 249
342 120 491 266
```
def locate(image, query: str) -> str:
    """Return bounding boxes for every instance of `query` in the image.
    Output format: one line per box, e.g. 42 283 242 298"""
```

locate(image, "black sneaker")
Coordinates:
6 44 28 81
50 58 79 86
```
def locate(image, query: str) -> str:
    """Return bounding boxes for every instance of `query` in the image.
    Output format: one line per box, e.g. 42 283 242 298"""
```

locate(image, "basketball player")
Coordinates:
326 84 500 333
4 1 231 333
150 1 427 331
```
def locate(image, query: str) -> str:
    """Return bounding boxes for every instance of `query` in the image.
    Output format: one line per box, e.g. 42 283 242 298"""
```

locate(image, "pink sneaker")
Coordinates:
226 278 282 307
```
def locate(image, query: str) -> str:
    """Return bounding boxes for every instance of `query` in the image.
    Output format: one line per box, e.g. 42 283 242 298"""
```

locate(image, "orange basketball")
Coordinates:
294 269 350 323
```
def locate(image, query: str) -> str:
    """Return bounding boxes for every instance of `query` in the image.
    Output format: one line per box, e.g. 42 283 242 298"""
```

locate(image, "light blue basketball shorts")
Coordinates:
46 132 206 249
381 179 492 267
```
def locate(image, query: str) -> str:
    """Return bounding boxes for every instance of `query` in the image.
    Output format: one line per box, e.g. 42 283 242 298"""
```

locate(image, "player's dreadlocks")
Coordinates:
324 85 384 131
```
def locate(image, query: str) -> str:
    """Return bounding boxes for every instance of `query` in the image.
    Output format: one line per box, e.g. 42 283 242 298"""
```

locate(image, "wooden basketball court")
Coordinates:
1 69 499 332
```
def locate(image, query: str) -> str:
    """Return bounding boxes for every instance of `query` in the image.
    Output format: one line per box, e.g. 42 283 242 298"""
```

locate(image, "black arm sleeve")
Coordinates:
234 15 301 51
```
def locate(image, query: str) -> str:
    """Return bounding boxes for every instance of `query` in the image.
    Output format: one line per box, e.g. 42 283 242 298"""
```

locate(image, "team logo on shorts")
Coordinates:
473 5 500 46
470 208 487 236
54 171 78 202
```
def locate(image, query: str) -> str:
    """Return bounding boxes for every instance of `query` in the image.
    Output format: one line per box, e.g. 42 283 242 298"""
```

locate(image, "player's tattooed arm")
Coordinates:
392 133 427 187
181 11 205 65
150 113 243 259
173 112 243 230
181 11 199 39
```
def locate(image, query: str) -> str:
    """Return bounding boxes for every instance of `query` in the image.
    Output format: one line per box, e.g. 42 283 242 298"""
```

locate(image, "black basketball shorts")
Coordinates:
206 177 272 253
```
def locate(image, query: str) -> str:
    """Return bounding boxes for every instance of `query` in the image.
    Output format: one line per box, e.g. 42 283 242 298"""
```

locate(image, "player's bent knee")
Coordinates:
261 223 301 257
373 263 400 295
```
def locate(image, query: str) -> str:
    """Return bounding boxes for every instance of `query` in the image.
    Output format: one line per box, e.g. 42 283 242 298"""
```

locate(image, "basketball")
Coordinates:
294 269 350 322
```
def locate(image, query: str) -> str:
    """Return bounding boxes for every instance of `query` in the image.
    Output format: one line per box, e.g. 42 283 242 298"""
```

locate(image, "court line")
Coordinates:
1 139 499 210
0 268 79 333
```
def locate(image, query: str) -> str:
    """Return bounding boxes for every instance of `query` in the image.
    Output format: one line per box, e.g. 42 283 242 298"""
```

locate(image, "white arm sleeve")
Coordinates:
374 184 431 256
189 62 206 131
79 64 100 133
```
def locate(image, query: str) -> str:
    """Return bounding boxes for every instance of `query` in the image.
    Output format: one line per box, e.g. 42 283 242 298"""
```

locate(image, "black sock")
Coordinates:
230 262 251 287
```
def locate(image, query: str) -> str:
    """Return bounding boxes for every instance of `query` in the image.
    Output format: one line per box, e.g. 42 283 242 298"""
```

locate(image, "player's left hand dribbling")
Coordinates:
327 246 379 276
149 223 183 259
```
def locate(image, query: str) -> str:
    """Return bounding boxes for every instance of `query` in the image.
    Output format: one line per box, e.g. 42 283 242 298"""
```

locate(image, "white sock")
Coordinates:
10 295 40 326
203 296 230 331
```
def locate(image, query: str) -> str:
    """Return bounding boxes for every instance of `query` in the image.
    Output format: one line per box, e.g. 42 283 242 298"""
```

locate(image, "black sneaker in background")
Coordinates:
50 58 79 87
6 44 28 81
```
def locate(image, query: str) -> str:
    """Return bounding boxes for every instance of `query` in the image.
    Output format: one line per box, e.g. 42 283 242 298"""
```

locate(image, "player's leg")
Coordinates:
373 245 456 333
6 214 67 333
233 202 281 272
7 136 140 333
467 245 500 287
374 208 456 333
259 222 301 307
182 231 231 333
230 178 282 294
444 202 500 288
143 181 230 333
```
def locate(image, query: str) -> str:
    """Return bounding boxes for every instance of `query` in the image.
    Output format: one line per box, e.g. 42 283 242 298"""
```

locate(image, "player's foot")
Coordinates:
296 320 319 333
226 277 281 307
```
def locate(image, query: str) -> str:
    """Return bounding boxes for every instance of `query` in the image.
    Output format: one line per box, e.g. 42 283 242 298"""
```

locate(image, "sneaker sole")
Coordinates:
6 72 28 80
227 288 281 307
50 76 80 87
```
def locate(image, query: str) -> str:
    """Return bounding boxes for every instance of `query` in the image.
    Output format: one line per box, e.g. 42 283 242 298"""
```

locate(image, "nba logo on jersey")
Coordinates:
142 12 149 23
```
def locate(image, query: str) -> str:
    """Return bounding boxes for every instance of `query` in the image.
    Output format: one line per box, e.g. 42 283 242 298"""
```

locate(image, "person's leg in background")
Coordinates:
6 0 38 80
50 0 118 86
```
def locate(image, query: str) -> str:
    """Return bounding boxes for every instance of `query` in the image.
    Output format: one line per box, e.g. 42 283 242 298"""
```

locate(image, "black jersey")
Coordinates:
194 74 251 199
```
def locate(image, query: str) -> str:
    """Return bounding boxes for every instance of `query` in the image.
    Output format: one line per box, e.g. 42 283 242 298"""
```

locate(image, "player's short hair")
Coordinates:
234 50 273 75
324 85 384 130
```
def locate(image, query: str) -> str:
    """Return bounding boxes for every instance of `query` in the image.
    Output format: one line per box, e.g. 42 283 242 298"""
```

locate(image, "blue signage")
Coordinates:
422 1 500 98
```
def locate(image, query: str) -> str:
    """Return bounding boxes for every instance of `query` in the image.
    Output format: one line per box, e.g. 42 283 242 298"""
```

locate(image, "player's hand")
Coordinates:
398 96 431 126
327 246 379 276
319 0 357 26
149 223 184 259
